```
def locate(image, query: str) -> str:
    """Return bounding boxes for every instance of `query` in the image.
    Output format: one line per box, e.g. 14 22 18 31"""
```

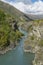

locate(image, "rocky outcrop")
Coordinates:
33 47 43 65
23 21 43 65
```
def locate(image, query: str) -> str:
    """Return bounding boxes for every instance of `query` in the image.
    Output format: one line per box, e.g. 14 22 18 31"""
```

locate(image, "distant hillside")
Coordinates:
0 1 32 22
27 14 43 20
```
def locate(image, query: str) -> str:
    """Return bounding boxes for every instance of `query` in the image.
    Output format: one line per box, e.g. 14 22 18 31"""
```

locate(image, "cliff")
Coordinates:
22 20 43 65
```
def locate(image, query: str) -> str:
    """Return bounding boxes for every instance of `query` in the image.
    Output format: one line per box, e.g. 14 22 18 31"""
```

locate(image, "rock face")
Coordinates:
23 20 43 65
33 47 43 65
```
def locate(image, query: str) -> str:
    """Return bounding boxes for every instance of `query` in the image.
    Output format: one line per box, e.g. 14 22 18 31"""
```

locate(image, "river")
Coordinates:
0 27 34 65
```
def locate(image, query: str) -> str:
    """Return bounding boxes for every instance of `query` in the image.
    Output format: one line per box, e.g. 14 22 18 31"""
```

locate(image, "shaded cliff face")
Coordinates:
22 20 43 65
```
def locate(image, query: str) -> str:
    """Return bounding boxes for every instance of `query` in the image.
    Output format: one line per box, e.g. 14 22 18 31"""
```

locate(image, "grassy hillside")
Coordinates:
0 8 24 50
0 1 32 22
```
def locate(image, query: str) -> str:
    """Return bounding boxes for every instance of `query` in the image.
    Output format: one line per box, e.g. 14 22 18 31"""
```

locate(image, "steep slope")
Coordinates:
0 1 33 54
0 1 32 22
0 9 24 54
0 1 28 54
22 20 43 65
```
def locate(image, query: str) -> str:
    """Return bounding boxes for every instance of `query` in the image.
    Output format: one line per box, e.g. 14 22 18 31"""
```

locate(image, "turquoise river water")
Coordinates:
0 27 34 65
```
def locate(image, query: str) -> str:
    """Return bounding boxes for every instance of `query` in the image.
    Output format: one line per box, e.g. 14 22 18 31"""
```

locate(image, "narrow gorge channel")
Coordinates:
0 27 35 65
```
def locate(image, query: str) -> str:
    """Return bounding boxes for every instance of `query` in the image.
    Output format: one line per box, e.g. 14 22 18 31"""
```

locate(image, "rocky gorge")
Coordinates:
0 1 43 65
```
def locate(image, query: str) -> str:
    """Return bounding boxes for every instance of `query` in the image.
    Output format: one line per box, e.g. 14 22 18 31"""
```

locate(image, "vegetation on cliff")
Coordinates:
0 9 23 50
0 1 32 54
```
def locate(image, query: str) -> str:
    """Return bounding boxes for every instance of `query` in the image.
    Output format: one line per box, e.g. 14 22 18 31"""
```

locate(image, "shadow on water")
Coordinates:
0 27 35 65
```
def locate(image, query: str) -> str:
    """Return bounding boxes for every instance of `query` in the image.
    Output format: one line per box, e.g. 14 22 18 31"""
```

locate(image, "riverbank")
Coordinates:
0 47 13 55
0 38 23 55
0 42 16 55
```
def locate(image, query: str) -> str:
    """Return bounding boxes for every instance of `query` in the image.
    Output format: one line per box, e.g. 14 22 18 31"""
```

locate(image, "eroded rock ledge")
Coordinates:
22 20 43 65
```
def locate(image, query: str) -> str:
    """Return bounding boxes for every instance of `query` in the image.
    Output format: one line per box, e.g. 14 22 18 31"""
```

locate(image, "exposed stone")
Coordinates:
23 21 43 65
